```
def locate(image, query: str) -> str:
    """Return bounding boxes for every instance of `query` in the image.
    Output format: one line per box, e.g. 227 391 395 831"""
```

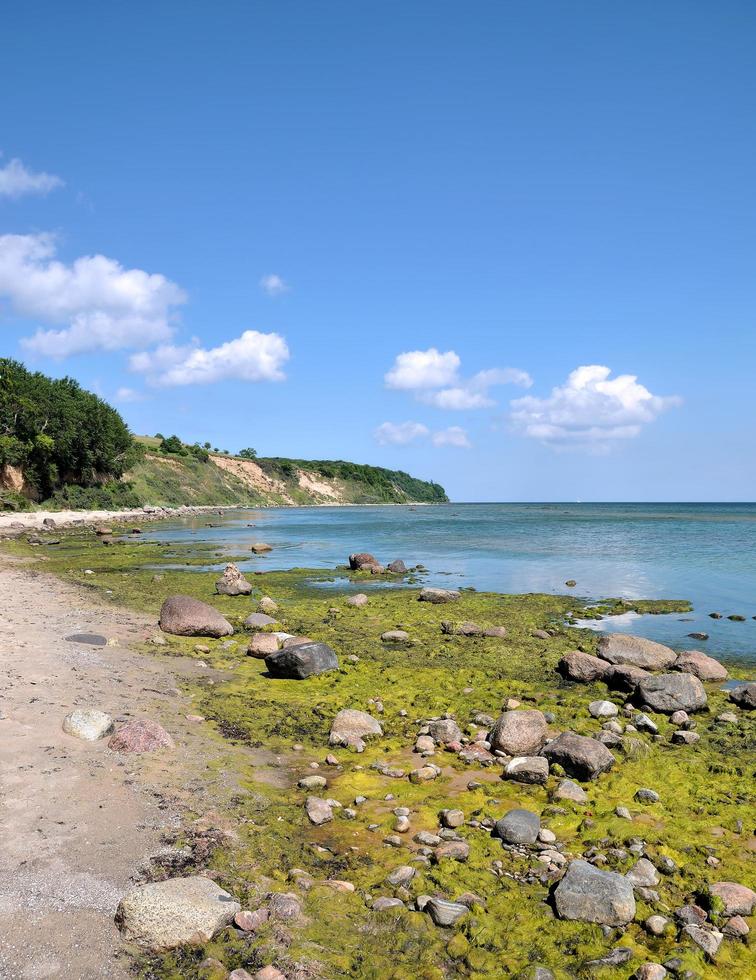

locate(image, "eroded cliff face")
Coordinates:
0 464 28 495
211 454 348 504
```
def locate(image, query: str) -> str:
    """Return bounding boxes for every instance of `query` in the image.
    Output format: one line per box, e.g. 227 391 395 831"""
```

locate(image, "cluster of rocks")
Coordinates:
348 552 409 574
62 709 174 754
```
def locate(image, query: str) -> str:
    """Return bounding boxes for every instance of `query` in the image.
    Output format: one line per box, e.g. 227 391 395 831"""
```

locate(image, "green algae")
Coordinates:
2 530 753 979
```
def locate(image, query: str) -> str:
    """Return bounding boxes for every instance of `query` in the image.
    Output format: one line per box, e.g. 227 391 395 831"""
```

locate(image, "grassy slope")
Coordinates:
5 528 753 980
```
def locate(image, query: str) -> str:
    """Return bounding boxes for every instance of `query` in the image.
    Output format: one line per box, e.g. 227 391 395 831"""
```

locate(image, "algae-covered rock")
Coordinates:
329 709 382 750
553 859 635 926
419 587 460 604
542 731 615 780
636 673 707 713
265 642 338 679
709 881 756 916
159 595 234 638
597 634 677 671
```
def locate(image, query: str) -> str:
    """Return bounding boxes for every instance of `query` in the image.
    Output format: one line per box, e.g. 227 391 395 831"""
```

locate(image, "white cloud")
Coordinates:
510 365 681 451
114 386 145 403
130 329 290 387
0 233 186 356
259 273 288 296
432 426 471 448
385 348 461 390
373 421 430 445
0 156 64 199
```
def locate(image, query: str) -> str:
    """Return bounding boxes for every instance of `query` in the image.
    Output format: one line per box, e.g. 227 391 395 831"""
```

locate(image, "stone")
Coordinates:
597 634 677 670
585 949 633 968
381 630 409 643
606 664 651 692
109 719 174 754
94 525 113 536
348 552 378 570
244 612 277 629
633 966 667 980
542 731 615 780
670 710 689 725
633 712 658 733
251 968 285 980
257 596 278 613
589 700 618 718
634 787 660 803
425 898 468 926
558 651 611 682
329 709 382 750
626 858 660 888
409 766 438 783
247 633 279 657
159 595 233 638
414 735 435 753
709 881 756 916
554 779 588 803
723 915 749 938
673 650 728 682
645 915 669 936
495 808 540 845
281 635 312 648
682 924 723 958
729 683 756 710
305 797 333 825
115 876 240 950
458 743 495 765
234 908 270 931
265 642 339 679
62 708 114 741
387 560 407 574
504 756 549 784
298 775 327 790
489 709 547 755
433 840 470 862
215 563 253 596
418 587 460 604
441 620 485 636
414 831 442 846
428 718 462 743
250 542 273 553
267 891 302 921
386 865 415 887
372 896 404 911
671 730 700 745
440 809 465 828
553 859 636 926
346 593 368 607
636 673 707 713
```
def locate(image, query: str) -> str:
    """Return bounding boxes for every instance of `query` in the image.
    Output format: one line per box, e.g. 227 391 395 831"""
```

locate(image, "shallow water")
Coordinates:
143 502 756 663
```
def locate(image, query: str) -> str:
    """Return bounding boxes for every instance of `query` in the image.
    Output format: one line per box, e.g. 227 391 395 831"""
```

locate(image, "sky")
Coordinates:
1 1 755 501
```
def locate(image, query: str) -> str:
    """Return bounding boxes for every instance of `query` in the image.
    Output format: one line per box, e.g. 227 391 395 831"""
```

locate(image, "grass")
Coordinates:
4 528 754 979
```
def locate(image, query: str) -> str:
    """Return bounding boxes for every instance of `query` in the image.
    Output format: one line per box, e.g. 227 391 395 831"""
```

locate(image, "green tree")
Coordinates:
239 447 257 459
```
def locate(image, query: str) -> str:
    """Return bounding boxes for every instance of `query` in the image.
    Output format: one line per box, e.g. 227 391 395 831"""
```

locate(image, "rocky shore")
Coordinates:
0 532 753 979
0 503 239 537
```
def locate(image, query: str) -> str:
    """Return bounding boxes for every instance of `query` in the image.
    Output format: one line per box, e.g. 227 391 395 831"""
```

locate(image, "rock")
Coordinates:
381 630 409 643
485 625 508 638
281 635 311 648
688 631 709 640
645 915 669 936
441 620 485 636
251 968 285 980
298 775 327 790
250 542 273 553
425 898 468 926
489 709 547 755
440 808 465 828
495 808 540 844
615 805 632 820
348 552 378 570
597 634 677 670
372 896 405 911
94 525 113 536
418 587 460 604
588 700 618 718
159 595 234 638
329 709 382 751
729 683 756 710
709 881 756 916
682 924 723 958
504 756 549 784
215 563 253 596
244 612 277 629
542 731 615 780
636 673 708 713
247 633 280 657
565 579 576 587
626 858 660 888
305 797 333 825
673 650 728 682
433 840 470 862
115 876 240 950
671 730 700 745
633 712 658 733
387 560 407 574
634 787 660 803
633 966 667 980
670 710 689 725
414 831 441 846
531 629 550 640
257 596 278 614
62 708 114 741
458 743 495 765
234 908 270 931
428 718 462 743
42 517 57 528
553 859 636 926
346 593 368 607
265 642 339 679
109 719 174 754
606 664 651 692
558 651 611 682
554 779 588 803
723 915 749 938
409 766 438 783
386 865 415 887
585 949 633 968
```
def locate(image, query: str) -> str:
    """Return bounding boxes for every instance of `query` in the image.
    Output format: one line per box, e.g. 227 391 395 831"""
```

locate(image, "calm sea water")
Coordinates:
145 503 756 664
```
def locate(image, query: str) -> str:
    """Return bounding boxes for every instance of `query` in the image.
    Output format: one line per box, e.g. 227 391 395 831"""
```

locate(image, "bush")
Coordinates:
159 435 187 455
43 481 142 511
239 447 257 459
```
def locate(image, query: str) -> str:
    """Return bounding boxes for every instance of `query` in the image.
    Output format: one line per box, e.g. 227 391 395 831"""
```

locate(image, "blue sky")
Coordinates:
1 1 755 501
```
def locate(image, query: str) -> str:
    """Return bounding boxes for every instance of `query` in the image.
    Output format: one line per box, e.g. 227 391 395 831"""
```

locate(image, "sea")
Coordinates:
143 502 756 665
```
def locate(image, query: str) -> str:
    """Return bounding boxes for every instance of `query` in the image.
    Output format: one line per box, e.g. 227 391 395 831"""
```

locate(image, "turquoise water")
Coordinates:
145 503 756 664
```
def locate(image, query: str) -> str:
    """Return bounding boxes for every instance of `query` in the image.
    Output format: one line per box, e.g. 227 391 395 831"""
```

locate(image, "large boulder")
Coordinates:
503 756 549 784
558 651 611 683
709 881 756 916
159 595 233 638
597 634 677 671
553 860 636 926
329 709 383 750
108 719 174 754
542 731 615 781
428 718 462 743
606 664 651 692
673 650 728 682
729 683 756 710
419 587 460 604
62 708 114 741
349 552 379 570
387 559 408 574
215 563 252 596
115 876 240 950
265 642 338 679
636 673 708 713
489 709 547 756
495 808 540 844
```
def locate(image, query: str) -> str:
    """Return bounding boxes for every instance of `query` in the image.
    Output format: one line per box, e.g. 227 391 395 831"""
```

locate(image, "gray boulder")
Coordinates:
115 876 240 950
606 664 651 692
159 595 233 638
346 593 368 607
553 859 636 926
425 898 468 926
215 563 252 596
265 641 339 679
419 587 460 604
62 708 114 741
428 718 462 743
558 651 611 683
636 673 708 713
387 559 408 574
489 709 547 756
729 683 756 710
349 552 379 570
673 650 728 682
597 634 677 671
542 731 615 780
504 756 549 784
495 808 540 844
329 709 382 750
244 612 278 629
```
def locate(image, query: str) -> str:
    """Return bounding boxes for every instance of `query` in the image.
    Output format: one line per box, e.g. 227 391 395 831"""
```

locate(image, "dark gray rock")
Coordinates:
265 642 339 679
495 808 540 844
542 731 615 780
729 683 756 710
636 673 708 713
425 897 468 926
387 559 407 574
553 859 636 926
